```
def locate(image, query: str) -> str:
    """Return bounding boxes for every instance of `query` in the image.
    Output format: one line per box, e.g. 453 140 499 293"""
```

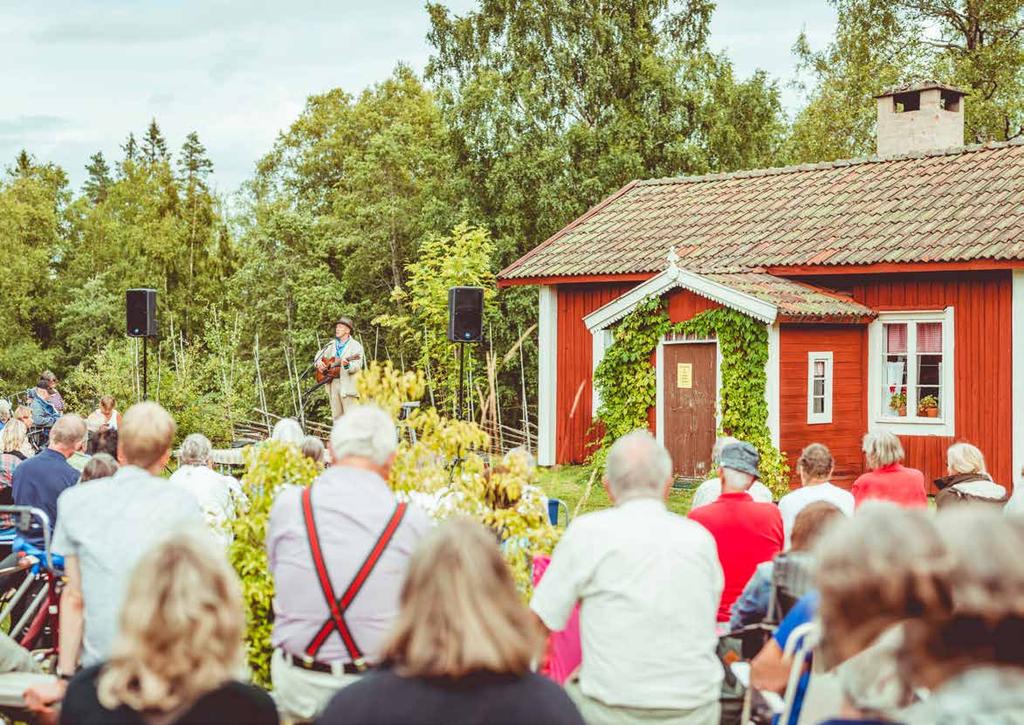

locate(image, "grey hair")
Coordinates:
946 442 986 476
300 435 326 464
605 429 672 500
0 400 10 422
862 430 904 468
179 433 213 466
271 418 304 445
721 466 755 492
329 405 397 466
50 414 86 448
711 435 740 465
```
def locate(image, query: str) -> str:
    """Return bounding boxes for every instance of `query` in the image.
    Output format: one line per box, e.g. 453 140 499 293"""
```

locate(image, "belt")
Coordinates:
282 651 370 676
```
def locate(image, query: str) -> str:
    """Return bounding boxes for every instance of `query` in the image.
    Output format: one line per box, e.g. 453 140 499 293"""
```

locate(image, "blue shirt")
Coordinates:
729 560 773 630
12 448 80 546
334 337 350 358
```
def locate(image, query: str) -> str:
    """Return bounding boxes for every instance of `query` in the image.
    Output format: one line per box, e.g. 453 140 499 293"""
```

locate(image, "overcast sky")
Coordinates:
1 1 837 194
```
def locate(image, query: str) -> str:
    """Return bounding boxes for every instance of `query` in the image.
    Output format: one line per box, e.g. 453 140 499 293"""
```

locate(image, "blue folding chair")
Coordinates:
547 498 570 527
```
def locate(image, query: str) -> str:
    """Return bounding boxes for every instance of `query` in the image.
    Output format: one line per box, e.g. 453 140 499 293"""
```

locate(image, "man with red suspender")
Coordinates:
266 405 430 722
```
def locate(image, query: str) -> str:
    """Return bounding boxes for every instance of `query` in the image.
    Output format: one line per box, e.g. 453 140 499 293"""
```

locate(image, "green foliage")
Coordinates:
789 0 1024 162
593 300 789 496
228 441 319 687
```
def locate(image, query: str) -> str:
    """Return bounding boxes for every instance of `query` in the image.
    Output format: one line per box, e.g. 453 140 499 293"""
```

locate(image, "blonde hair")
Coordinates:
946 442 986 476
861 431 904 468
815 503 952 667
119 402 176 469
1 420 27 454
98 531 244 713
99 395 116 413
381 518 544 677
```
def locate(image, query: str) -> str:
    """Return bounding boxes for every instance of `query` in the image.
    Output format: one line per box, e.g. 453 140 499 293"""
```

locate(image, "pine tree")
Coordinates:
177 131 214 191
142 119 169 164
121 133 139 164
13 149 33 177
83 151 112 203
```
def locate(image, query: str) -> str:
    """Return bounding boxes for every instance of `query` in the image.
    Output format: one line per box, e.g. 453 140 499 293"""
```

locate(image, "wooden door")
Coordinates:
663 342 717 478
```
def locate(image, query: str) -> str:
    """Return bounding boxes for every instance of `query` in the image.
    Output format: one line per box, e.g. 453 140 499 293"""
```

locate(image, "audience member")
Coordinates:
271 418 305 445
85 395 121 433
690 436 773 509
531 430 724 724
12 414 86 546
729 501 843 630
0 421 30 499
0 400 10 431
753 504 949 721
851 432 927 508
48 402 204 685
80 454 118 483
85 427 118 458
13 407 34 455
900 508 1024 722
319 518 583 725
689 441 784 622
41 372 64 413
56 533 278 725
778 443 854 545
267 405 430 721
169 433 244 545
28 376 60 429
933 442 1007 508
301 435 326 467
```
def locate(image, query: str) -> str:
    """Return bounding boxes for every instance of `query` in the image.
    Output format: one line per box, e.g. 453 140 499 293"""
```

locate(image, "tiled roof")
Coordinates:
705 273 875 320
499 140 1024 280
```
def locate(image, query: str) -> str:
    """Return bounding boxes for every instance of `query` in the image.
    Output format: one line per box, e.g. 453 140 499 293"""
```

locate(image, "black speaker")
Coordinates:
447 287 484 342
126 289 158 338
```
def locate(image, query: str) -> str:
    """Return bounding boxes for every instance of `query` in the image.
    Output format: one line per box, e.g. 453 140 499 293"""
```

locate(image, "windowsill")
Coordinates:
871 415 954 437
876 416 946 425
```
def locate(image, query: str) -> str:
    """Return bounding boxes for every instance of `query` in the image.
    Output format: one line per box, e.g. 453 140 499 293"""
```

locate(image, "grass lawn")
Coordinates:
537 465 697 520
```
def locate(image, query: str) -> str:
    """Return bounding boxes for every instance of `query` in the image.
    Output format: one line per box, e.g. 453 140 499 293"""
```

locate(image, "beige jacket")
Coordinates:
315 337 365 397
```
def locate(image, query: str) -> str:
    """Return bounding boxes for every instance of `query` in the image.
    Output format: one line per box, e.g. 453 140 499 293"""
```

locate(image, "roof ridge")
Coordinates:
639 138 1024 187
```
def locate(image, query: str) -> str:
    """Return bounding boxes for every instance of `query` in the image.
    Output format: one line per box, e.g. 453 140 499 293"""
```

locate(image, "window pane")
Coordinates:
813 360 825 377
813 397 824 414
813 379 825 397
886 323 908 354
885 356 907 416
917 322 942 353
917 353 942 416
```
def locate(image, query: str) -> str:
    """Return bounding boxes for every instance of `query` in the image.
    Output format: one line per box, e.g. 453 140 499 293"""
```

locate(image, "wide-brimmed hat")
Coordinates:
719 441 761 479
334 317 355 334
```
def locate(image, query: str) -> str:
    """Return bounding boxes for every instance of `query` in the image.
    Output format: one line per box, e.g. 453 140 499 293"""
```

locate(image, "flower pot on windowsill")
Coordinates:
924 408 939 418
898 405 907 417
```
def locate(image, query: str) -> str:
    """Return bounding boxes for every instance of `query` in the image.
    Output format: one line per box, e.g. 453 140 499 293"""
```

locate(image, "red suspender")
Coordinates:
301 485 407 665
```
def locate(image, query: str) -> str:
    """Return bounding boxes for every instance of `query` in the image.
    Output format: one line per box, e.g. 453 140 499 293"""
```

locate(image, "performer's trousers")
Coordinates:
327 380 357 420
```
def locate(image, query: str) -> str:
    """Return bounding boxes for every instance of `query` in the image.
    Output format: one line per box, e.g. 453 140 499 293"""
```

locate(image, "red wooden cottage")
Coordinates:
498 82 1024 492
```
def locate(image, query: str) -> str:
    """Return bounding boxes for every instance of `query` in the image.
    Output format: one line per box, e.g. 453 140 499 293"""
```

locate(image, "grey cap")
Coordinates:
719 441 760 479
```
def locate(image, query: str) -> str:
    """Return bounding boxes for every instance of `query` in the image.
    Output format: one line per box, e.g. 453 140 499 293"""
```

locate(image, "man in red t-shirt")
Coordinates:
851 431 927 509
689 441 783 622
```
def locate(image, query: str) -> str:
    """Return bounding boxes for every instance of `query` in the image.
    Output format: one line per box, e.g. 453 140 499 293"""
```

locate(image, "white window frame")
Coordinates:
806 352 833 425
591 329 615 417
867 307 955 437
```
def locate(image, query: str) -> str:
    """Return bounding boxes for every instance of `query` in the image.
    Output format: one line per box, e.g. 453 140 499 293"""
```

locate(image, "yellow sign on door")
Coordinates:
677 363 693 389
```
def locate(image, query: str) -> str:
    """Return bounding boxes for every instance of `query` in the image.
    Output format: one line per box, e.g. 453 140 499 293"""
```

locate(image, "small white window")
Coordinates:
868 308 955 436
806 352 833 424
591 329 615 416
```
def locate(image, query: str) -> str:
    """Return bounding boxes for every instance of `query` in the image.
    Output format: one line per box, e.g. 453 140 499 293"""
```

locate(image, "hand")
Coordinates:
24 678 67 723
316 360 327 372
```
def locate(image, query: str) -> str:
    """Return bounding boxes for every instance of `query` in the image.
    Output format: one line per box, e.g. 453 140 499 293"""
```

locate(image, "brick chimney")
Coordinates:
875 81 966 157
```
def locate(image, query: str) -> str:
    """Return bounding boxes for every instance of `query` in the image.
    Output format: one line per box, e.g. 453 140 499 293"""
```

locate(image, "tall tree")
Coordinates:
789 0 1024 162
142 118 170 164
83 151 112 203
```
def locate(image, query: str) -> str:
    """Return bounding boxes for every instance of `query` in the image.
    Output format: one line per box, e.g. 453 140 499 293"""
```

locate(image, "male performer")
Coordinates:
315 317 364 420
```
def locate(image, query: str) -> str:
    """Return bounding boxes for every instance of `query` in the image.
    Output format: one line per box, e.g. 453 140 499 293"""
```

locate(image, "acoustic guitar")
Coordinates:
314 353 362 385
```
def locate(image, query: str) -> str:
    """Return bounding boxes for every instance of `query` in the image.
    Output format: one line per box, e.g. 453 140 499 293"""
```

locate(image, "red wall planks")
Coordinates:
779 325 866 489
797 271 1014 491
555 282 637 464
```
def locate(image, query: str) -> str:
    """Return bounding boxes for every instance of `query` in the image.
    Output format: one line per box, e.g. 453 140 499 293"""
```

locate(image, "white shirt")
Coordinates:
530 498 724 710
777 482 854 546
691 476 773 509
168 464 245 544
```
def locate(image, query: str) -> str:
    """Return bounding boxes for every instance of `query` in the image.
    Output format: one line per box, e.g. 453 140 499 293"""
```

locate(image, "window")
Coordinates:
869 308 955 436
807 352 833 424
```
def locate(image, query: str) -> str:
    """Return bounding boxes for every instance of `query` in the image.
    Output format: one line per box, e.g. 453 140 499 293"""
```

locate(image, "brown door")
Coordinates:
663 342 717 478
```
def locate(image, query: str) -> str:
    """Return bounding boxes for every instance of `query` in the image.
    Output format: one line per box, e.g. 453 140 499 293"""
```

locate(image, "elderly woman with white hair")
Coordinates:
266 404 432 722
168 433 245 545
933 442 1007 508
851 431 927 509
690 435 773 509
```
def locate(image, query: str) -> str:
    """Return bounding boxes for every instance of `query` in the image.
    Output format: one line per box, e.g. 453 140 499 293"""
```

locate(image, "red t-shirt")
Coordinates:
851 464 928 509
688 492 784 621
